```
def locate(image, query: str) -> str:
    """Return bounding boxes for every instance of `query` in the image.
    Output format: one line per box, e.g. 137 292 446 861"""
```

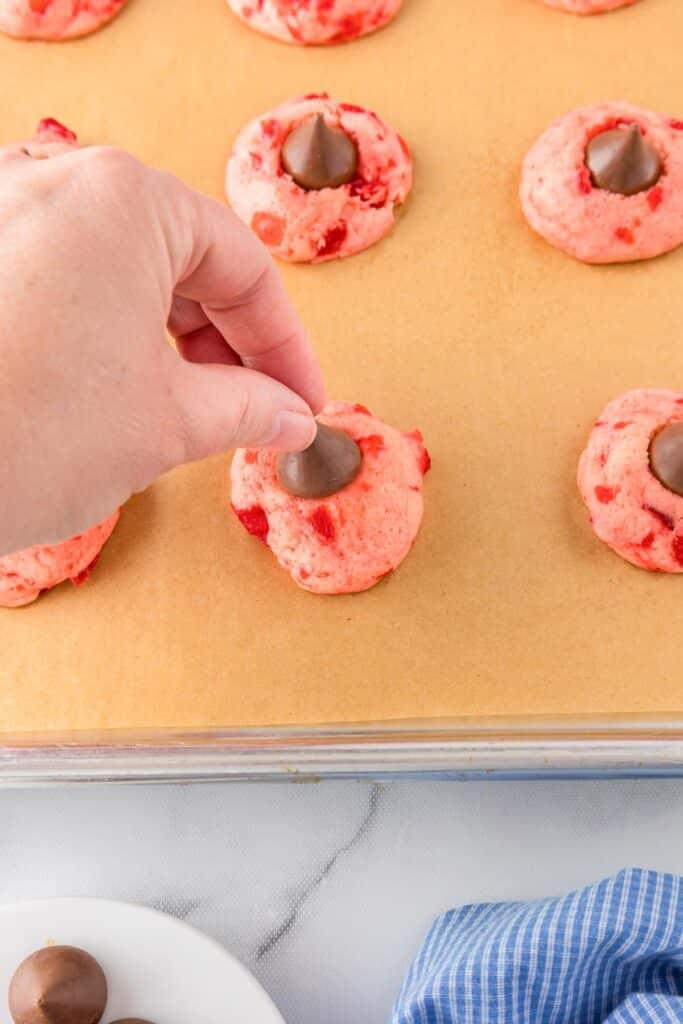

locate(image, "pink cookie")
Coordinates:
0 0 128 40
0 511 120 607
539 0 638 13
0 117 79 161
231 401 430 594
578 389 683 572
226 93 412 263
520 102 683 263
226 0 402 45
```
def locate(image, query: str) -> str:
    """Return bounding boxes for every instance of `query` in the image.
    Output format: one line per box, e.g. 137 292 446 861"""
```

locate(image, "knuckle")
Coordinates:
77 145 143 185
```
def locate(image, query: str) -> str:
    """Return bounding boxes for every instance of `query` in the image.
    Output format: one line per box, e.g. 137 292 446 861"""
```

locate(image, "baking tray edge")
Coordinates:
0 715 681 784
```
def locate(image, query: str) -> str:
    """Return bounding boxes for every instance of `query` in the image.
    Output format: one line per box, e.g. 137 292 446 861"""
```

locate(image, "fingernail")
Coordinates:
260 410 317 451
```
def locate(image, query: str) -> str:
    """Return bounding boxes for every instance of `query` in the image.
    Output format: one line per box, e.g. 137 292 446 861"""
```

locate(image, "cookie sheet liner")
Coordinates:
1 0 683 774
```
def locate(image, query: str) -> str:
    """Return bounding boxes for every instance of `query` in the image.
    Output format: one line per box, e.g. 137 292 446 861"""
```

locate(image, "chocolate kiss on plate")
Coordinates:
9 945 107 1024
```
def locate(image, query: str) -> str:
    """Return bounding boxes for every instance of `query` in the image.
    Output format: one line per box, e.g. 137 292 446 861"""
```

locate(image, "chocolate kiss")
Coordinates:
276 423 362 498
650 421 683 497
585 123 662 196
9 946 107 1024
281 114 358 191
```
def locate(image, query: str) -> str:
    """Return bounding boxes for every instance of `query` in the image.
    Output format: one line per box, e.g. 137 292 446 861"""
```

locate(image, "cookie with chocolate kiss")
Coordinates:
578 388 683 572
226 94 412 263
520 101 683 263
232 400 430 594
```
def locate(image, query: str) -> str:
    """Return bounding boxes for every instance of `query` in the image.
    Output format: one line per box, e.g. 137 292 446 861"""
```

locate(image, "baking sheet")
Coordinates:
1 0 682 735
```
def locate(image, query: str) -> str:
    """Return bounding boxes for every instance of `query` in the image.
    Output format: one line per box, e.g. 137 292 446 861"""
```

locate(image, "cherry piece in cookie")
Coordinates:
0 0 129 40
578 389 683 572
521 102 683 263
225 0 402 46
539 0 639 13
9 946 107 1024
277 423 362 498
226 93 412 263
1 117 80 162
232 401 430 594
281 115 358 190
586 124 661 196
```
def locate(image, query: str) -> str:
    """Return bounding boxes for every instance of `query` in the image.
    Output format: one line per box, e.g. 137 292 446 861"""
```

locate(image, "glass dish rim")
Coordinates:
1 713 682 784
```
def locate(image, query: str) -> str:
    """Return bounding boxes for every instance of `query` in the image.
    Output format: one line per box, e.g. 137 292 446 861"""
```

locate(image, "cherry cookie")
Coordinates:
226 0 402 45
0 0 128 40
0 511 120 608
520 102 683 263
1 116 79 160
0 119 121 608
539 0 639 13
231 401 430 594
578 389 683 572
226 93 412 262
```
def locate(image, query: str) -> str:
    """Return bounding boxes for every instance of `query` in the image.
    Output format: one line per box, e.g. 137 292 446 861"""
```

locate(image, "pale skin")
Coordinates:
0 130 326 558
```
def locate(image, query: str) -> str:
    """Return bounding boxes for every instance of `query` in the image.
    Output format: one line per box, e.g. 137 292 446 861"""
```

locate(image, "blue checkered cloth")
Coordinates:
392 869 683 1024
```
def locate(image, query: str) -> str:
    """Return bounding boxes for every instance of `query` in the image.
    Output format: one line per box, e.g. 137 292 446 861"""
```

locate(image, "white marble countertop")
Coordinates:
1 779 682 1023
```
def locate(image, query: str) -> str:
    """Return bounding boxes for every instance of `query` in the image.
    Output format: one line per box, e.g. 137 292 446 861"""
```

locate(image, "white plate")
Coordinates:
0 898 285 1024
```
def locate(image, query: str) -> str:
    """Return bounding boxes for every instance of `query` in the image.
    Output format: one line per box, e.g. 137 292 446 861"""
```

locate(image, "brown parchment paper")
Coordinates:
1 0 682 734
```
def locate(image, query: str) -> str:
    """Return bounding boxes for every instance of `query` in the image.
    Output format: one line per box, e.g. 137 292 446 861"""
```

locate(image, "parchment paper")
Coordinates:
1 0 681 733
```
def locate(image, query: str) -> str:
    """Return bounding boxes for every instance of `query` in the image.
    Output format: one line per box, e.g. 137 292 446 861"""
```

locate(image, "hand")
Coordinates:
0 121 326 557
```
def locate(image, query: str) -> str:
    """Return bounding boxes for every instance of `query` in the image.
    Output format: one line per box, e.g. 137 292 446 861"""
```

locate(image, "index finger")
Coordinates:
158 174 327 414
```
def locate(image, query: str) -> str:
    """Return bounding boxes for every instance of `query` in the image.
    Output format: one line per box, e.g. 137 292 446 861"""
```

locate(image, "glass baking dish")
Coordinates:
1 715 682 785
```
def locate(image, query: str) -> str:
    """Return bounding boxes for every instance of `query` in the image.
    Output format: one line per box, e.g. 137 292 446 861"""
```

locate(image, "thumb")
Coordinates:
167 359 317 465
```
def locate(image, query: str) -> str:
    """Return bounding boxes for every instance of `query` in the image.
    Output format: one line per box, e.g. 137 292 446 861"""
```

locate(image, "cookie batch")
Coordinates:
0 0 680 604
8 944 154 1024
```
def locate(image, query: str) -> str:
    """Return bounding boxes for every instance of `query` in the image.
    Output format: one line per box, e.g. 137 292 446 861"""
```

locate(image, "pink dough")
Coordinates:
231 401 430 594
0 117 79 161
539 0 638 13
226 93 412 263
520 102 683 263
0 0 128 39
0 512 120 607
226 0 402 44
578 389 683 572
